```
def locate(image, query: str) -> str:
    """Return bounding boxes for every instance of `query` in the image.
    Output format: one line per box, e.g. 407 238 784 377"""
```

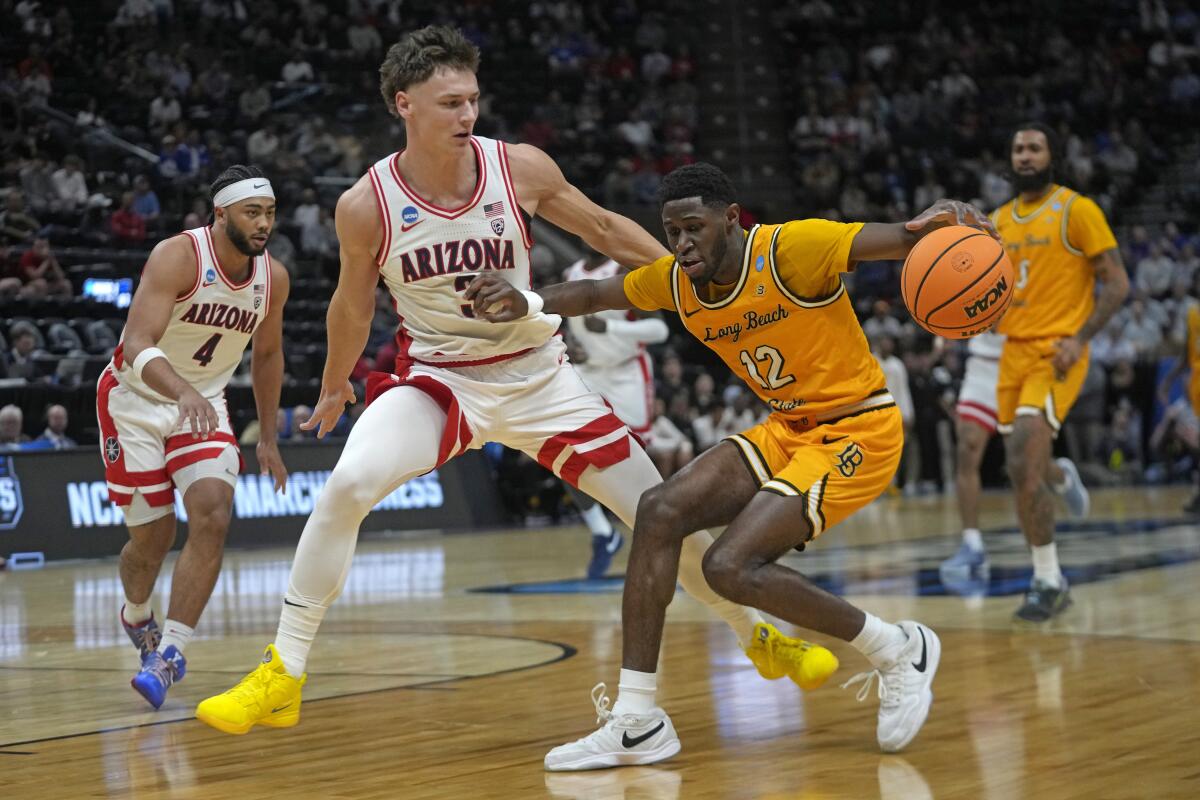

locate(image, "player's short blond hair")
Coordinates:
379 25 480 118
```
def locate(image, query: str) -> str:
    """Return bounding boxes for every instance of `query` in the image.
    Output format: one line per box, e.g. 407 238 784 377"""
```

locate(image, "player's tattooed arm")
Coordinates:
850 199 998 262
1052 247 1130 376
465 273 634 322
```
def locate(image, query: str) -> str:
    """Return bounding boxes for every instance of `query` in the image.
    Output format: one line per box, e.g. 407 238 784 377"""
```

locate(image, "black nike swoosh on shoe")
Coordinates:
283 598 308 608
271 703 292 713
912 628 928 673
622 722 665 748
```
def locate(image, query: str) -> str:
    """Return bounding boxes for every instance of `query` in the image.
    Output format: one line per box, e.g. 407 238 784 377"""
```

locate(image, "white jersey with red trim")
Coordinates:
966 330 1005 359
367 136 561 365
563 258 645 370
112 226 272 401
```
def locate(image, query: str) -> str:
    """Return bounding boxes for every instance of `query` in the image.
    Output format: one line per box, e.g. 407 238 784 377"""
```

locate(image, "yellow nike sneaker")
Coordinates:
745 622 839 690
195 644 306 735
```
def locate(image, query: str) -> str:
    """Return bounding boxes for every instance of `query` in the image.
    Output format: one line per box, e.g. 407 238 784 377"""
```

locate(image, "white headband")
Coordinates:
213 178 275 208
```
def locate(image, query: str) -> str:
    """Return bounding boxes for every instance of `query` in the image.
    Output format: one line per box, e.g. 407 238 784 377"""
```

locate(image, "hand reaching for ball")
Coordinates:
906 199 1000 241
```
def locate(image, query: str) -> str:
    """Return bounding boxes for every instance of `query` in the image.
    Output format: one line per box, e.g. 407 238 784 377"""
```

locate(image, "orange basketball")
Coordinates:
900 225 1014 338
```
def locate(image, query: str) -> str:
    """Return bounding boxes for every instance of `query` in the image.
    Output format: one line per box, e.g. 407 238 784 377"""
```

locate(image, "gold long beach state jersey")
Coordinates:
624 220 890 425
993 184 1117 341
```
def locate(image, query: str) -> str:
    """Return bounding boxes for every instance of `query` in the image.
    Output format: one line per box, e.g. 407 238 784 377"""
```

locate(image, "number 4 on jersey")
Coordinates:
192 333 222 366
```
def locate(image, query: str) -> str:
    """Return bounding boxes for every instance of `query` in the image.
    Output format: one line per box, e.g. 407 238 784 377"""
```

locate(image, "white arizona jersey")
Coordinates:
967 330 1005 359
113 226 272 401
563 258 644 369
367 136 561 365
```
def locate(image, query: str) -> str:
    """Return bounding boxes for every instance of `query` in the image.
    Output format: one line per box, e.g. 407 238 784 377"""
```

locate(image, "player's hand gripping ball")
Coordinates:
901 225 1014 338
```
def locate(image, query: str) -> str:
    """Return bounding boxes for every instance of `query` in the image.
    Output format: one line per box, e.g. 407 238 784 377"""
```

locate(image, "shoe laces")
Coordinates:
227 663 277 708
141 653 178 687
590 682 614 724
841 666 903 710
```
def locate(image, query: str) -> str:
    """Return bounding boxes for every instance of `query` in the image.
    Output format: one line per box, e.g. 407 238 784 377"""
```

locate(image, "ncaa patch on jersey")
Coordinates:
204 268 217 285
402 206 419 224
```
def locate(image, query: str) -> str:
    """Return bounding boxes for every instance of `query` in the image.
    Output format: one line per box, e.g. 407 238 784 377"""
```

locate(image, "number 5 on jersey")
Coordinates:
740 345 795 390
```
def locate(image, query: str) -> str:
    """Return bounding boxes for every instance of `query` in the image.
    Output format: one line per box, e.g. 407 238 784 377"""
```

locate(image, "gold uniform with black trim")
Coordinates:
993 185 1118 434
1187 304 1200 417
624 220 903 545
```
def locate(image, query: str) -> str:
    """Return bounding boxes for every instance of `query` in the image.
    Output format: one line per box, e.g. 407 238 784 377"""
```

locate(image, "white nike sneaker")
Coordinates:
841 621 941 753
544 684 681 771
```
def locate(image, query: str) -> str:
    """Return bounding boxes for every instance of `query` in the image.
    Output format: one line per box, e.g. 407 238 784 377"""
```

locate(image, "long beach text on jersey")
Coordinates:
367 136 561 364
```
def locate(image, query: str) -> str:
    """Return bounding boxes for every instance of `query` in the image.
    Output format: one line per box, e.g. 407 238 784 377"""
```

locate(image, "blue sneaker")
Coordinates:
586 531 624 580
131 646 187 709
939 541 989 575
121 607 161 658
1054 457 1090 518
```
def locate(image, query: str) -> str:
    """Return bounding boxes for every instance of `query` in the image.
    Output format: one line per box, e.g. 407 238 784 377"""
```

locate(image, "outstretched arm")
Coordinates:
505 143 668 267
464 272 635 322
848 199 998 262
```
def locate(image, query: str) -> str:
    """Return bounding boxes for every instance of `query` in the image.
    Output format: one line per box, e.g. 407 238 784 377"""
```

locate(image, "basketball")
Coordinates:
900 225 1014 338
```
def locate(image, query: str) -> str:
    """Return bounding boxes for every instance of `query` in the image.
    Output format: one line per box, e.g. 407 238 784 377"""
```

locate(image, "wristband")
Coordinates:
132 346 167 381
521 290 544 317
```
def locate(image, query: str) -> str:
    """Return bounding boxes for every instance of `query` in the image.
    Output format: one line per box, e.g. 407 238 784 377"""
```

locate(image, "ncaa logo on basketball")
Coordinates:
105 436 121 464
402 206 419 224
0 456 24 530
490 217 505 235
962 276 1009 319
835 442 863 478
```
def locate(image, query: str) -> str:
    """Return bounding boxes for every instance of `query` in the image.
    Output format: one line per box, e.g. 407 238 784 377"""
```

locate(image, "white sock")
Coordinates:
275 597 328 677
158 619 194 655
962 528 984 551
123 598 153 626
850 613 909 669
611 667 657 716
1031 542 1063 587
579 501 613 537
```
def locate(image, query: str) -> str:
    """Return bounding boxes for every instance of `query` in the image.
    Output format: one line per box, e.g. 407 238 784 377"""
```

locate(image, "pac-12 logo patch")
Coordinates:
490 217 505 235
402 206 419 224
835 442 863 477
105 436 122 463
0 456 24 530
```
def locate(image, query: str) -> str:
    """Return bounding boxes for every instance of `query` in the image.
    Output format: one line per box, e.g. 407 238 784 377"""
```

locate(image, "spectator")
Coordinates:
51 155 89 213
282 54 315 84
5 328 41 383
690 399 726 452
247 123 281 164
35 404 76 449
0 405 31 450
148 87 182 132
0 191 40 246
293 188 321 231
1136 243 1176 298
863 299 903 340
1123 298 1163 360
18 237 72 297
109 191 146 245
645 398 693 478
238 82 272 123
347 16 382 58
131 174 161 222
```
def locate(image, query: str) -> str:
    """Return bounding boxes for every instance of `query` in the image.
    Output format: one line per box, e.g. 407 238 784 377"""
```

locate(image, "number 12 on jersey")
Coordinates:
739 345 795 390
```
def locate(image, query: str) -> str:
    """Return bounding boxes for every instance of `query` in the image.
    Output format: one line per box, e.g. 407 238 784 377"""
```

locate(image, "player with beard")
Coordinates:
100 164 291 707
989 123 1128 621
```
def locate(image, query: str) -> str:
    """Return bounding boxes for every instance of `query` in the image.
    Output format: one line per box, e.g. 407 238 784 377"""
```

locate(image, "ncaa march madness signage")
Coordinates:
0 445 503 560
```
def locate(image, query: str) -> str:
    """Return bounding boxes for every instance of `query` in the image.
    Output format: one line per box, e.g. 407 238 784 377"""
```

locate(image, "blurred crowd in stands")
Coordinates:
4 0 1200 514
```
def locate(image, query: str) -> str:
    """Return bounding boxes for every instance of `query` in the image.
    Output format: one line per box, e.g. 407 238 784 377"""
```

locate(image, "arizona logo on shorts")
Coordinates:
835 442 863 477
105 436 121 463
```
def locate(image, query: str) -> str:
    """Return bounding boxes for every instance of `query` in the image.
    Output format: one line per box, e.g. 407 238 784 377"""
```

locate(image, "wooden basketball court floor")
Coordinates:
2 487 1199 799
